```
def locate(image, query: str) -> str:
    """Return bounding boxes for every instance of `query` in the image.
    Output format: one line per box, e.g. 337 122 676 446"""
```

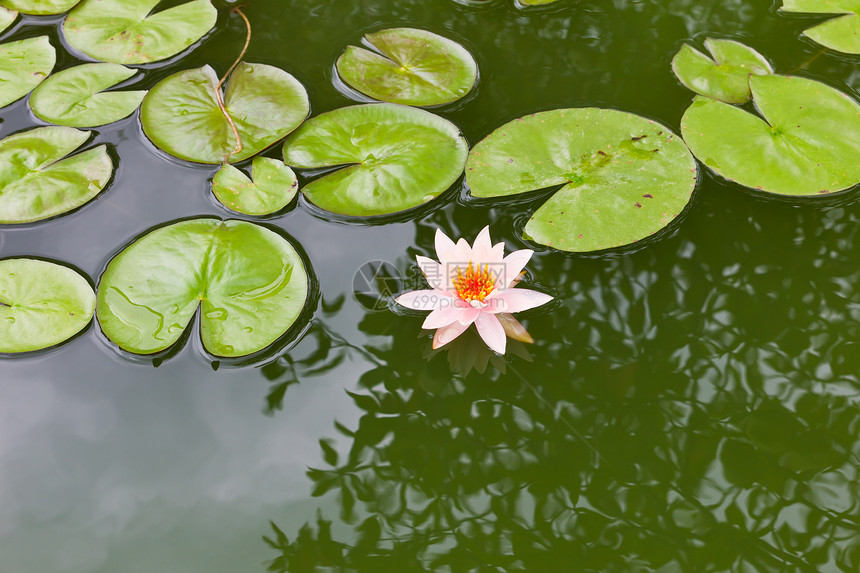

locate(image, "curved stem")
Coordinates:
214 7 252 163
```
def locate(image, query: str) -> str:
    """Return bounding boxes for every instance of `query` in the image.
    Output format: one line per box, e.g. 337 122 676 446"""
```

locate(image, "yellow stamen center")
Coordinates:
453 262 495 303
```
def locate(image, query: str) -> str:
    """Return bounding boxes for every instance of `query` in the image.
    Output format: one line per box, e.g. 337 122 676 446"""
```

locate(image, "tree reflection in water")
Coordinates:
260 186 860 572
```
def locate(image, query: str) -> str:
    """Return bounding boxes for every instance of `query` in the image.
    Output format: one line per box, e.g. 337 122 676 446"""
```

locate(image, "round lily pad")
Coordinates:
97 219 310 357
282 103 468 216
0 126 113 224
141 63 309 164
63 0 217 65
0 258 95 353
681 74 860 196
0 6 16 33
336 28 478 107
0 36 55 109
672 38 772 104
0 0 77 15
29 63 146 127
466 108 698 252
213 157 299 216
781 0 860 54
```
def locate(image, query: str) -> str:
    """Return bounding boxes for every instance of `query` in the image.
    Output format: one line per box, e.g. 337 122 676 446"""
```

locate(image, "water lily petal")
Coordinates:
416 255 449 292
422 305 462 329
489 288 553 314
457 306 481 326
470 225 493 261
432 320 470 349
490 241 506 263
434 228 457 262
396 290 451 311
499 249 534 289
475 312 507 354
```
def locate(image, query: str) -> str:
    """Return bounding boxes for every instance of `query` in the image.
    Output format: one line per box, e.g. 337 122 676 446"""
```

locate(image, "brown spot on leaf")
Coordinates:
631 134 647 141
643 194 653 198
635 202 642 208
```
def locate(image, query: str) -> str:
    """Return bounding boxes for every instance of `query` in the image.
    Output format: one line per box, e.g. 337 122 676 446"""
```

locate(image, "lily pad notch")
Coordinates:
779 0 860 55
63 0 218 65
141 62 310 164
0 126 113 224
282 103 469 217
672 38 773 103
97 219 313 358
466 108 698 253
336 27 478 106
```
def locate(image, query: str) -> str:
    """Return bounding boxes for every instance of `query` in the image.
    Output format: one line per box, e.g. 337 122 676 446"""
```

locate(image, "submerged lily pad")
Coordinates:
30 63 146 127
0 6 16 33
282 103 468 216
97 219 310 357
0 36 55 109
141 63 309 164
781 0 860 54
672 38 772 104
212 157 299 216
0 126 113 223
681 74 860 196
0 0 77 15
0 258 95 353
63 0 217 64
336 28 478 106
467 108 697 252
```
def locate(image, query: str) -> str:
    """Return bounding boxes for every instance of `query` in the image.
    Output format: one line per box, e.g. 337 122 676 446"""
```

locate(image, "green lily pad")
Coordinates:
681 74 860 196
0 36 55 109
0 258 95 353
781 0 860 54
518 0 561 5
97 219 310 357
29 63 146 127
63 0 217 65
282 103 468 216
672 38 772 104
141 63 309 164
336 28 477 107
466 108 697 252
0 0 77 15
0 6 16 33
0 126 113 224
212 157 299 216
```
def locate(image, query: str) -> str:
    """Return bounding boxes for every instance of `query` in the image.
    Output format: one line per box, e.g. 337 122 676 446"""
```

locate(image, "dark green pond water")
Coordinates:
2 0 860 571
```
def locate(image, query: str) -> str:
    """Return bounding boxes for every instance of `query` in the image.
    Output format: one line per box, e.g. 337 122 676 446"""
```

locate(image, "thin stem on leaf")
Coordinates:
215 6 253 163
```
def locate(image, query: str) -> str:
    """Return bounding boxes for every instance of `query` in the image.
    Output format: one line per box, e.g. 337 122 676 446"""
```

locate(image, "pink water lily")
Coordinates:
395 226 553 354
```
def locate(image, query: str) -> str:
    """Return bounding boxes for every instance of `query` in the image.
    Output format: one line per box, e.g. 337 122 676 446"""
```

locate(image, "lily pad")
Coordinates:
63 0 217 65
282 103 468 216
681 74 860 196
518 0 561 5
0 36 55 109
781 0 860 54
29 63 146 127
672 38 772 104
0 258 95 353
0 6 16 33
336 28 477 106
141 63 309 164
0 0 77 15
0 126 113 224
212 157 299 216
466 108 697 252
97 219 310 357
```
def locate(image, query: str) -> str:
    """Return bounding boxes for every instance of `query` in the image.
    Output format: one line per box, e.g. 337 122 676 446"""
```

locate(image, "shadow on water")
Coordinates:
261 187 860 571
